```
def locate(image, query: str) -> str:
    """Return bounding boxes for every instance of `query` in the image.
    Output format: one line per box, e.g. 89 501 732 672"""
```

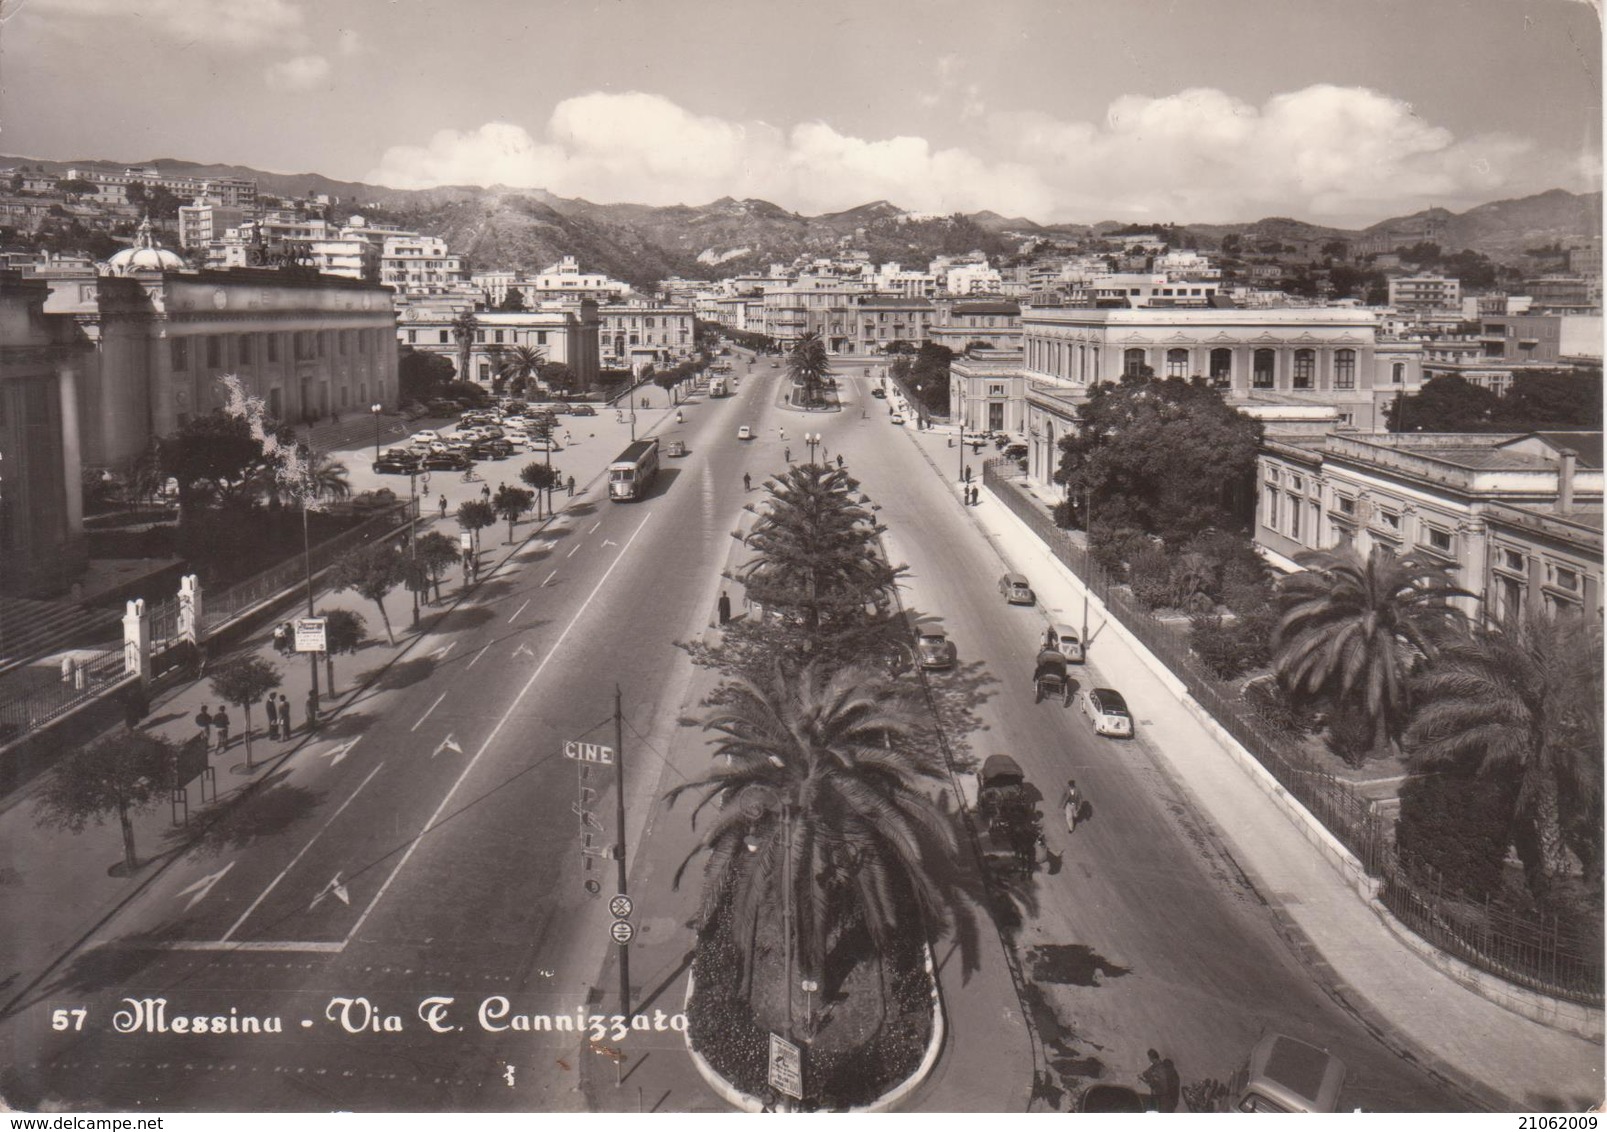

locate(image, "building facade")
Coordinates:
1387 274 1463 313
930 300 1022 353
399 302 601 389
599 298 694 372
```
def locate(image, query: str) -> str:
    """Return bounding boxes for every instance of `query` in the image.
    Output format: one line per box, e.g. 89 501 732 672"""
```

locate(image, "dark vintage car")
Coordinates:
374 448 421 475
566 403 598 416
422 450 471 471
470 438 513 460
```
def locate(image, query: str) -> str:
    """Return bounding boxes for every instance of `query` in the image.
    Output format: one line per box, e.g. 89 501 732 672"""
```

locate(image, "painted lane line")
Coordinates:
509 598 531 624
589 522 601 534
566 544 581 558
467 644 490 668
219 762 385 944
542 570 558 587
345 511 654 946
411 692 447 732
146 940 345 953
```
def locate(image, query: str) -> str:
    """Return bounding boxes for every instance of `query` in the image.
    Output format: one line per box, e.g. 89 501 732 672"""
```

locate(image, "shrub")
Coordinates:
1395 769 1519 901
1324 701 1379 768
1088 525 1149 581
1127 543 1174 610
1191 613 1248 679
1243 677 1321 740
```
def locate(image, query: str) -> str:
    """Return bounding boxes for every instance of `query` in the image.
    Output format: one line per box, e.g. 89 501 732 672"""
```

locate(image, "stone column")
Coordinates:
58 362 84 544
123 598 151 685
177 573 205 648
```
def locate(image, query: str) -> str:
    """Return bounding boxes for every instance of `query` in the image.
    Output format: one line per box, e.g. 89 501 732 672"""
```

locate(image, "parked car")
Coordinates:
567 403 598 416
998 573 1035 605
410 430 441 445
890 413 906 425
1079 687 1132 738
422 450 471 471
871 387 887 398
666 440 688 457
1049 623 1084 663
374 449 420 475
470 439 513 460
1224 1035 1348 1113
527 438 562 453
915 627 956 670
1004 441 1029 459
737 425 753 440
1079 1086 1146 1113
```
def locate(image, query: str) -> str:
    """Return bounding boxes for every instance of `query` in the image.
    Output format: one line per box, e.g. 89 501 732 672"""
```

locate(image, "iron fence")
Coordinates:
984 462 1598 1004
0 643 128 743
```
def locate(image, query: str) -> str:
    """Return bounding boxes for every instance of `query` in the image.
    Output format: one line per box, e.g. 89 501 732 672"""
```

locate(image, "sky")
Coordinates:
1 0 1600 227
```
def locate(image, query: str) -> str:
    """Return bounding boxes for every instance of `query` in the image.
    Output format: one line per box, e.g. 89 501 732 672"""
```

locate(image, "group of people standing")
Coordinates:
194 692 298 753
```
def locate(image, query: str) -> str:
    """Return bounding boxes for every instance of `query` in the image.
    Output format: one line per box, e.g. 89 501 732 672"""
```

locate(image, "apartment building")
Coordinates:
1388 273 1463 313
398 302 600 389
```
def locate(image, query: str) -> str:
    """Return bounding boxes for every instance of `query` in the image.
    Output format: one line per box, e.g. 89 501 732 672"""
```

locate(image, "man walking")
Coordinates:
717 591 731 626
195 704 214 748
439 494 448 519
278 693 292 740
567 475 575 497
265 693 280 742
212 705 231 754
1141 1049 1181 1113
305 689 319 733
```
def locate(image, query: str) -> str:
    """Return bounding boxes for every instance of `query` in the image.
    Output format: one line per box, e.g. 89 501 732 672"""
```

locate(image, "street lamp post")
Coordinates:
370 402 383 461
408 467 420 629
804 431 821 464
1081 486 1092 651
300 466 321 730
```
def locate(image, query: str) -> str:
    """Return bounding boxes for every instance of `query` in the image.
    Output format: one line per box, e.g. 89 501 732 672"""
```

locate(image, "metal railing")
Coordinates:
0 643 128 744
983 461 1600 1005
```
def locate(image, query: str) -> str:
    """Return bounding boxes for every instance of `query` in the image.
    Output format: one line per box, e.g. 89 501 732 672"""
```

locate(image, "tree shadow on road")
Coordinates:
160 769 321 858
357 656 438 693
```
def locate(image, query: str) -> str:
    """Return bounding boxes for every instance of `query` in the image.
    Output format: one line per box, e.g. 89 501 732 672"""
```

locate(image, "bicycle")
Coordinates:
460 464 480 483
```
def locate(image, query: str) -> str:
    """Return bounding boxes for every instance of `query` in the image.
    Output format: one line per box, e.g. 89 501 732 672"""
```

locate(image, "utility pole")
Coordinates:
1081 486 1092 652
614 685 631 1019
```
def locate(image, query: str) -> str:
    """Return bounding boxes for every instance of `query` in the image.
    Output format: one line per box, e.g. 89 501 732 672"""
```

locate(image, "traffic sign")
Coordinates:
610 919 634 944
768 1033 803 1100
564 740 615 765
294 617 327 653
609 895 633 919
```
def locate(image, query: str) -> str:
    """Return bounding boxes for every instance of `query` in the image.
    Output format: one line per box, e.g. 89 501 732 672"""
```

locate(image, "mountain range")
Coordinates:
6 155 1600 289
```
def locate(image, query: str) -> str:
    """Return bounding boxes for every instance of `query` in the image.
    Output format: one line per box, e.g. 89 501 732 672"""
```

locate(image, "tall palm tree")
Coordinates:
1405 607 1603 895
785 330 832 406
667 661 961 1012
450 310 480 387
497 344 546 397
307 454 352 502
1274 544 1472 752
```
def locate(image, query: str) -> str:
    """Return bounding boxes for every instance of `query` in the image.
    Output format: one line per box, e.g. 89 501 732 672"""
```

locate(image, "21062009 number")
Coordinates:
1519 1119 1597 1130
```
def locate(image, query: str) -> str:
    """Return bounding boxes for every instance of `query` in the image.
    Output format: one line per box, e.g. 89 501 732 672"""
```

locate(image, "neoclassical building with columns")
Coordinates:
1000 305 1425 492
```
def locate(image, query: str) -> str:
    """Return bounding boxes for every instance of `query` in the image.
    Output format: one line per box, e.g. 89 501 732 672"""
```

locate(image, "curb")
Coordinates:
681 942 946 1112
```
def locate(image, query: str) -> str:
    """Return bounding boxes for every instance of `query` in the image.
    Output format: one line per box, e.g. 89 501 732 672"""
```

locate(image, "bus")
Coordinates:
708 376 729 397
608 438 660 501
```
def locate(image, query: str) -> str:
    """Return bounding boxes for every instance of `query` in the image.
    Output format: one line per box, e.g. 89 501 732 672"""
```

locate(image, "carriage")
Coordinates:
1033 649 1073 706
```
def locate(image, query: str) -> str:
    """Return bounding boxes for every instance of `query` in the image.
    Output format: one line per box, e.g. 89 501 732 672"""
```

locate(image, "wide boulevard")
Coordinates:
2 353 1465 1112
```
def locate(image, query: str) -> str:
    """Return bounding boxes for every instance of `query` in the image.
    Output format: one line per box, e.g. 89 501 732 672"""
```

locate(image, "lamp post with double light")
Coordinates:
370 402 383 461
804 431 821 464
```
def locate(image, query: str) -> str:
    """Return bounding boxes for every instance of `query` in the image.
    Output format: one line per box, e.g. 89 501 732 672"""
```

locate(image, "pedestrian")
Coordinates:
567 475 576 496
779 427 786 440
965 464 973 483
743 472 752 492
717 590 731 625
564 430 572 445
971 485 980 506
439 494 448 518
1141 1049 1181 1113
481 483 491 501
1045 626 1058 650
195 704 214 747
265 693 280 741
278 693 292 740
213 705 231 753
305 689 319 733
785 446 792 462
498 481 507 496
1061 778 1081 834
836 453 844 469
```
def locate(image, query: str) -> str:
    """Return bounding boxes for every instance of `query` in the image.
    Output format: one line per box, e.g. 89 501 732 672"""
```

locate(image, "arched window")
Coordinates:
1293 349 1315 388
1334 349 1356 389
1253 349 1275 388
1166 348 1189 378
1123 348 1147 378
1209 348 1232 387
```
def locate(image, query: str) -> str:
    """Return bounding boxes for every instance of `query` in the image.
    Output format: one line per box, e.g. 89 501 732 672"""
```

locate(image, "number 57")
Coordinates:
52 1008 86 1031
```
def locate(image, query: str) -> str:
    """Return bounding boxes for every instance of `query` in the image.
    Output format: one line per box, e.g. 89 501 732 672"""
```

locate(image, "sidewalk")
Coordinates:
0 404 681 1020
898 421 1603 1112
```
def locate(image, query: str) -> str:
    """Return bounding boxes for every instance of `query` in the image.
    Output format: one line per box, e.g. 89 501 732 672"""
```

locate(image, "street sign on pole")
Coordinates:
609 919 634 945
609 895 633 919
564 740 615 765
294 617 327 653
768 1033 803 1100
460 532 473 551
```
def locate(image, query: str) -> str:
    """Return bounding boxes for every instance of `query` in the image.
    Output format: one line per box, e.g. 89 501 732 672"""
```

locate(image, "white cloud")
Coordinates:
366 86 1561 225
31 0 303 48
265 55 331 92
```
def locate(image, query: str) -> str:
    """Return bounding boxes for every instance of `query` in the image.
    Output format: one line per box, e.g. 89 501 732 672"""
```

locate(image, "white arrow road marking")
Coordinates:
509 598 530 623
345 512 655 946
433 733 464 758
310 873 350 910
177 861 236 911
220 762 383 942
429 641 458 663
512 643 535 659
316 738 361 765
411 692 447 732
600 538 618 547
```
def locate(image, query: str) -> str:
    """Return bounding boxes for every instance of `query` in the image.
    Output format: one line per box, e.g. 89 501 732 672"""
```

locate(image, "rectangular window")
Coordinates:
206 337 221 368
440 330 450 344
1264 485 1279 528
494 329 505 344
1380 510 1401 530
1502 549 1525 571
239 335 252 365
1555 566 1580 592
407 329 417 344
171 338 188 370
1426 527 1452 552
1334 350 1356 389
1337 495 1356 515
1288 494 1302 539
267 334 279 363
537 331 548 345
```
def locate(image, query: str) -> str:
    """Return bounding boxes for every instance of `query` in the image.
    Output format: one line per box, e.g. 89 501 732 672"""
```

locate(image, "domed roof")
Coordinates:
105 216 187 275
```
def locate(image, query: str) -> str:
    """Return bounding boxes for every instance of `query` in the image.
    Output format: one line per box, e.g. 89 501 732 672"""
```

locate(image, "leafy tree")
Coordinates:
143 185 184 220
398 347 456 404
1274 545 1472 755
317 607 367 695
539 361 577 396
492 484 535 543
785 330 833 406
520 461 559 518
456 498 496 553
1405 608 1603 898
328 542 405 645
906 343 954 418
450 310 480 393
1055 374 1262 544
414 531 461 603
654 367 683 404
1390 375 1501 433
496 288 528 312
209 655 283 768
495 345 545 400
1498 369 1603 431
666 661 964 1011
1395 769 1521 902
56 178 97 196
439 380 490 406
34 728 177 873
483 346 511 396
158 410 285 524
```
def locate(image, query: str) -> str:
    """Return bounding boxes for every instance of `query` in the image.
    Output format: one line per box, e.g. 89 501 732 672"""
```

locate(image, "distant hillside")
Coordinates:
4 153 1598 281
